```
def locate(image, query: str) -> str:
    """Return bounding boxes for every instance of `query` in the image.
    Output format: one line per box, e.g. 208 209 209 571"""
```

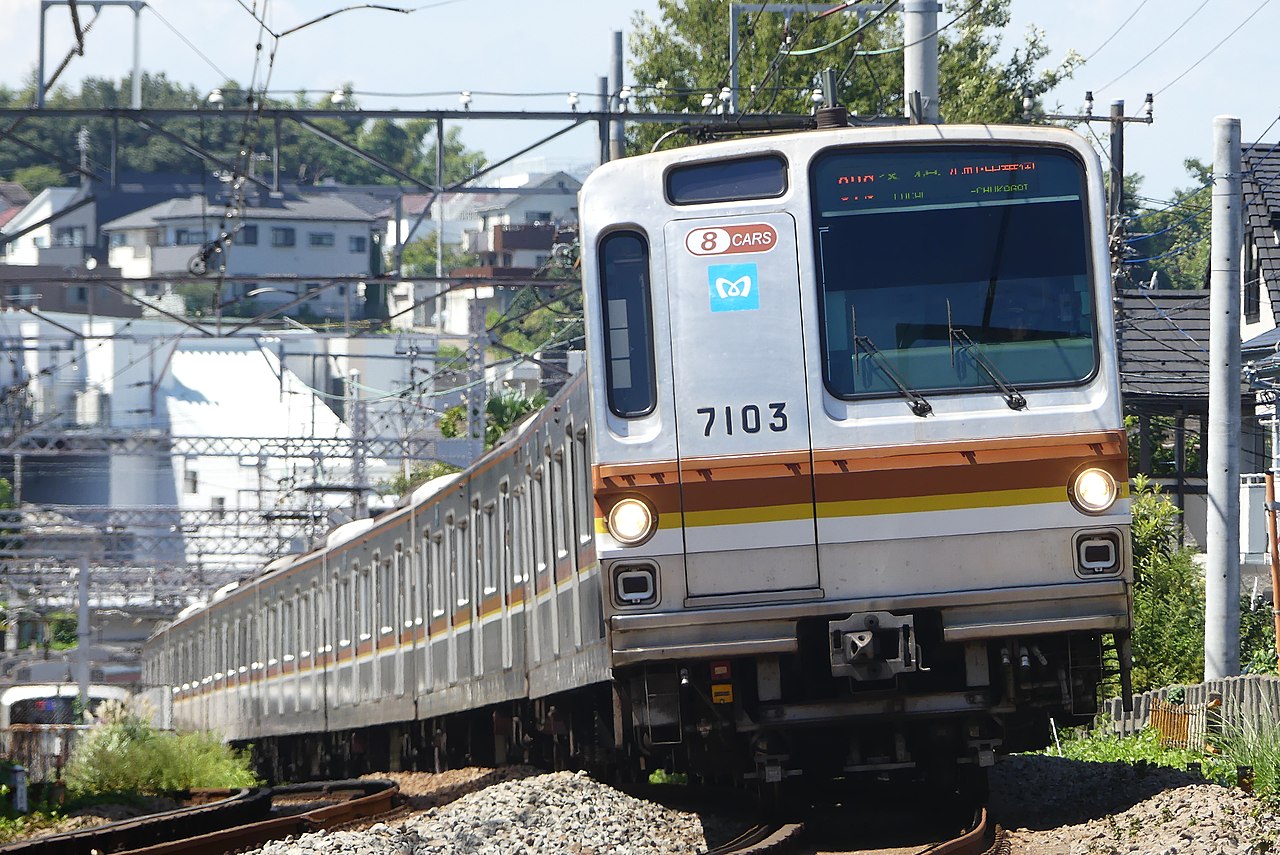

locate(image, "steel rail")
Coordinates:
0 779 398 855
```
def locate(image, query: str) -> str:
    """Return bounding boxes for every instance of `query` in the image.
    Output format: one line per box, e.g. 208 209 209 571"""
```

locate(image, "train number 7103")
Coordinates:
696 402 788 437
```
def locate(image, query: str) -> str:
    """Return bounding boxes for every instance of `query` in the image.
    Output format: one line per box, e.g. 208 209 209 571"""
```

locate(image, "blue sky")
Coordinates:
0 1 1273 200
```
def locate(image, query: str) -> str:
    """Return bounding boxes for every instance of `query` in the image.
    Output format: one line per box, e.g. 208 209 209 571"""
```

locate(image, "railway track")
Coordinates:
700 805 1009 855
0 779 399 855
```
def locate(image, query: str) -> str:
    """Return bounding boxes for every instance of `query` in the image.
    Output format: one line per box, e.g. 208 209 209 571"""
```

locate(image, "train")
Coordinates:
143 117 1133 791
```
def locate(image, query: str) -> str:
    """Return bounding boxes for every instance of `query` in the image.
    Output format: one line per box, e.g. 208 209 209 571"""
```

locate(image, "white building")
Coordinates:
1 187 93 267
0 311 462 580
102 193 380 318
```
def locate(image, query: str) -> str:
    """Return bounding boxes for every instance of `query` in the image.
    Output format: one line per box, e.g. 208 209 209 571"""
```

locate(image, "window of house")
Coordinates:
525 211 552 224
109 233 127 248
211 496 225 519
305 283 321 297
272 227 296 247
70 286 88 304
309 232 335 247
184 469 198 494
54 226 86 247
174 228 204 246
350 235 367 253
239 224 258 245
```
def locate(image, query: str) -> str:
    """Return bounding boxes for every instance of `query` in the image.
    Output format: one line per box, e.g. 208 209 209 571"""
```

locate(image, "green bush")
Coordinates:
63 706 257 796
1129 476 1206 691
1051 722 1224 775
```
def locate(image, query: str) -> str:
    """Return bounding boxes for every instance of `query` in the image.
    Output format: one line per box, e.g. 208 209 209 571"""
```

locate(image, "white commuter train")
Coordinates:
144 118 1132 788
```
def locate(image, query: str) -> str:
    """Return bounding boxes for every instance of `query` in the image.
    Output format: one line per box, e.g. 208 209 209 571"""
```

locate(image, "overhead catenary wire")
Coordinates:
147 5 233 82
1082 0 1152 63
1154 0 1270 97
1096 0 1212 93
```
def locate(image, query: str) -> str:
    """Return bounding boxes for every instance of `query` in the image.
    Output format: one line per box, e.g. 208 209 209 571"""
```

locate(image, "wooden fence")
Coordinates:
1100 675 1280 750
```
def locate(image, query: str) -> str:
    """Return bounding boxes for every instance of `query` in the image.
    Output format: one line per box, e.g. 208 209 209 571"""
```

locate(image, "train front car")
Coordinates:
580 125 1132 788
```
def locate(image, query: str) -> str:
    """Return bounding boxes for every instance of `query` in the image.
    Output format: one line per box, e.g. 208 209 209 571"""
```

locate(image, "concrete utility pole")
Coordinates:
1109 101 1126 229
77 554 90 713
1205 115 1243 680
465 299 487 462
598 77 611 165
610 31 626 161
902 0 940 123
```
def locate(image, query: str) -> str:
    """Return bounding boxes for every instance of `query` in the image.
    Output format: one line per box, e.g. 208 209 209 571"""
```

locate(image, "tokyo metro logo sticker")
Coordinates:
708 262 759 312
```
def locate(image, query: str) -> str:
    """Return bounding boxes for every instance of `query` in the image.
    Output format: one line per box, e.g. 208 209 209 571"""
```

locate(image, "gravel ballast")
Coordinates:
244 757 1280 854
251 770 712 855
991 754 1280 854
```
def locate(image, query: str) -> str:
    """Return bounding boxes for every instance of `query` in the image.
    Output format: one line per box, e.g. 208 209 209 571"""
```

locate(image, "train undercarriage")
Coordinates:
246 613 1128 797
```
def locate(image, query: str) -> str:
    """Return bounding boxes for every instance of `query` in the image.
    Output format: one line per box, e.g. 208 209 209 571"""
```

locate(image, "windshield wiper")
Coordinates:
853 335 932 417
949 327 1028 411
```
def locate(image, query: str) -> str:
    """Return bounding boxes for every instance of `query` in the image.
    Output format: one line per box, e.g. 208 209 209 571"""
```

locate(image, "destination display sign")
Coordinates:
812 145 1086 217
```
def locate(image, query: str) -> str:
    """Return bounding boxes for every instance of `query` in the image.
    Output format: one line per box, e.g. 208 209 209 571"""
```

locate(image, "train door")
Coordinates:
663 213 820 596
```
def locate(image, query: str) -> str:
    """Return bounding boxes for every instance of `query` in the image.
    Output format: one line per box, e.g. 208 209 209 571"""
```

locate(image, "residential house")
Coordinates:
102 192 380 320
1 187 92 267
389 172 581 334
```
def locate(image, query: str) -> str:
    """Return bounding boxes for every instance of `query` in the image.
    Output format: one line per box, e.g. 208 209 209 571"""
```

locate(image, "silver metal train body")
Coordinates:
144 123 1132 785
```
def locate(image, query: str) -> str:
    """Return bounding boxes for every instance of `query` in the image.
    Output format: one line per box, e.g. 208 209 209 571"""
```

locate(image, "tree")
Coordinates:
398 234 476 277
377 460 461 497
12 164 62 194
1123 160 1211 291
627 0 1081 152
0 74 488 190
439 389 548 450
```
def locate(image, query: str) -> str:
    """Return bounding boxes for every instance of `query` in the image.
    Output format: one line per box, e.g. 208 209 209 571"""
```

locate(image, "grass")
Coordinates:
1045 716 1280 799
61 702 258 798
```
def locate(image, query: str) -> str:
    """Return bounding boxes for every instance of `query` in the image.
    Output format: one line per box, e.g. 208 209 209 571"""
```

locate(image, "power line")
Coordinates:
147 5 233 82
1082 0 1152 63
1155 0 1270 97
1096 0 1212 93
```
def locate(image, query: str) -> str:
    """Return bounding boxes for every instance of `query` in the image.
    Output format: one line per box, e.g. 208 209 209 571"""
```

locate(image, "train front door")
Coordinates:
663 213 820 598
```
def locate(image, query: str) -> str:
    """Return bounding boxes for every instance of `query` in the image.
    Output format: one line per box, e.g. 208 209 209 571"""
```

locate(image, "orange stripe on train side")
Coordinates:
593 431 1125 484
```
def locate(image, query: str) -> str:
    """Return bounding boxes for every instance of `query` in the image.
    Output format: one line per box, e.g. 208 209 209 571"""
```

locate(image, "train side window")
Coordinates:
456 519 471 607
340 573 352 646
599 231 656 418
430 532 444 618
511 487 527 584
379 554 394 635
359 565 372 642
666 154 788 205
395 543 410 629
282 597 294 661
531 469 547 579
575 428 593 546
550 451 565 560
560 444 575 557
483 502 497 596
499 484 513 589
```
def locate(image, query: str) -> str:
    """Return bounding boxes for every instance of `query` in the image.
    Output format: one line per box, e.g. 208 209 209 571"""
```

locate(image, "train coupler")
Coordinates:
829 611 922 680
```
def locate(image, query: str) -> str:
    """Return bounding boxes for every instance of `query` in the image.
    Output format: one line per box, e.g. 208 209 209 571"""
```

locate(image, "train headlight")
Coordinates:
1070 468 1118 514
606 497 657 546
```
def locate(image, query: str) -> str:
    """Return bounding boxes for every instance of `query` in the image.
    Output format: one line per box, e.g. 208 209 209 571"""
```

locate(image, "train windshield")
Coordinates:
811 145 1097 401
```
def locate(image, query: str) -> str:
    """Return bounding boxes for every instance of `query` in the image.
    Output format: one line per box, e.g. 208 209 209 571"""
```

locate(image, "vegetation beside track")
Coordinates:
1045 719 1280 801
63 701 258 797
